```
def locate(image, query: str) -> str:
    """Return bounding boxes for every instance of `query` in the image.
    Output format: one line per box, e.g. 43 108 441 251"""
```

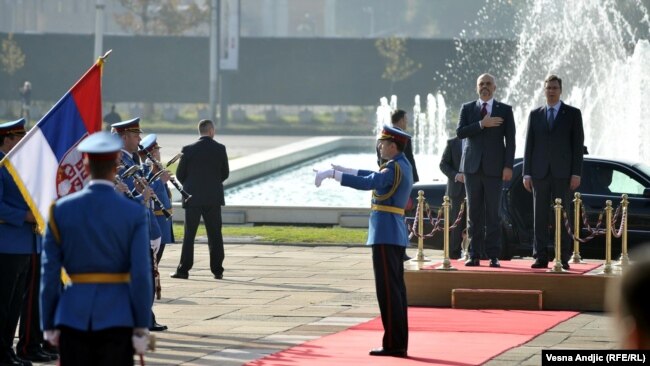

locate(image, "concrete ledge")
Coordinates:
171 204 370 228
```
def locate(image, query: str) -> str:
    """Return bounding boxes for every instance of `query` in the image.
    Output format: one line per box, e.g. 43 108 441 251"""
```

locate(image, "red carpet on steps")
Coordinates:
423 259 601 274
246 308 578 366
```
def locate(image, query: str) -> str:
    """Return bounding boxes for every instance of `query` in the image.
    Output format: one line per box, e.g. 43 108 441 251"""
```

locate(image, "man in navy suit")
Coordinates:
457 73 516 268
40 132 153 366
439 136 467 259
523 75 584 270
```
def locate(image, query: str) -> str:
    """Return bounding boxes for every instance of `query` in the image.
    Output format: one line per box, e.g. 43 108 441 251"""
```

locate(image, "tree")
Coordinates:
115 0 209 36
1 33 25 77
1 33 26 117
375 37 421 93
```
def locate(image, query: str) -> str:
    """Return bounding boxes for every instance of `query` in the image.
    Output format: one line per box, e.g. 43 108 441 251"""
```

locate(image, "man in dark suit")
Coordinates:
523 75 584 270
439 137 466 259
171 120 229 280
457 73 516 268
377 110 419 183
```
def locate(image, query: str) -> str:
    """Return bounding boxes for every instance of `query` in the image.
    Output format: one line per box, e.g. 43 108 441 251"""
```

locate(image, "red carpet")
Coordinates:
423 259 601 274
246 308 578 366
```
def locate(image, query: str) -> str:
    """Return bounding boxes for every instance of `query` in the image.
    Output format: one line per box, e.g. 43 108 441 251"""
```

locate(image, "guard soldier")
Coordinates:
0 118 39 366
138 134 173 263
40 131 153 365
111 119 167 332
314 125 414 358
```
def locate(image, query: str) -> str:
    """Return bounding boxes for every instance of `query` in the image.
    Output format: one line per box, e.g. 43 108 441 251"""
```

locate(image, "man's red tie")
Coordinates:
480 102 488 118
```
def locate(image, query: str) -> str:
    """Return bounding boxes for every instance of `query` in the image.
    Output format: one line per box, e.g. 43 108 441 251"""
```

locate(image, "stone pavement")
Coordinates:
33 240 618 365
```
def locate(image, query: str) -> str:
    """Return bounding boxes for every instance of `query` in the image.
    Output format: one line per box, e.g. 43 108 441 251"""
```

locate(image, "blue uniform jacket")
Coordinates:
150 178 172 244
119 150 161 240
40 182 153 331
0 151 41 254
341 152 414 246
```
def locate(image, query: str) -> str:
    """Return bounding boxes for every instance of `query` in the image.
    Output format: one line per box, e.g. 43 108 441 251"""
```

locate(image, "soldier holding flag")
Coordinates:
40 132 153 365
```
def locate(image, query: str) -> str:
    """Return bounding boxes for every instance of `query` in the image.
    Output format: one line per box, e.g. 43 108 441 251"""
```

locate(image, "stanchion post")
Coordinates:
570 192 584 263
549 198 568 273
462 197 469 261
599 200 614 275
436 196 456 271
616 194 630 267
414 190 430 263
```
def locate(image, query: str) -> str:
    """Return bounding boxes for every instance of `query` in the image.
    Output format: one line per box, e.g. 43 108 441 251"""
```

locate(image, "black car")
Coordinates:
408 156 650 260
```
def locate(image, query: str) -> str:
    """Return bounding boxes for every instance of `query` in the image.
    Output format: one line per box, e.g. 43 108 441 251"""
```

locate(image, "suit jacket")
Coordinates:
41 182 152 331
176 136 229 207
457 100 516 177
439 137 466 198
342 153 413 247
523 102 584 179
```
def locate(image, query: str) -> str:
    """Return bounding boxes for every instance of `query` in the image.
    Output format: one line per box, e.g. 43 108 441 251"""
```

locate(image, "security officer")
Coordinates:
40 131 153 366
138 134 173 263
0 118 39 366
314 125 413 358
111 119 167 332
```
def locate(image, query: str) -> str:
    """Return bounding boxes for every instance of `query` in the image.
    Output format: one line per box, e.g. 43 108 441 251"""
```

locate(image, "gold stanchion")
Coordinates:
615 194 630 267
549 198 569 273
413 190 431 263
436 196 457 271
598 200 614 275
570 192 584 263
462 197 470 261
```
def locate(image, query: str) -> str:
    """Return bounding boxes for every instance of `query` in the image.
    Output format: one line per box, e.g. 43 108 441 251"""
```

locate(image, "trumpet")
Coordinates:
138 147 192 203
120 162 173 220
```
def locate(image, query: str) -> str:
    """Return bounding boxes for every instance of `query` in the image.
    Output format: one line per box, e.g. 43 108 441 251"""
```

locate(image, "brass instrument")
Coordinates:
120 161 172 220
138 146 192 203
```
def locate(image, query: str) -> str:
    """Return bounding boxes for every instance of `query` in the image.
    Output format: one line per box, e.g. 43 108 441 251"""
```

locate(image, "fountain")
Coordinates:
438 0 650 160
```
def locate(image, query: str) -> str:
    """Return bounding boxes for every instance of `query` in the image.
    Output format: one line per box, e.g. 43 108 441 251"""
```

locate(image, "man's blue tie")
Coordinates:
547 107 555 130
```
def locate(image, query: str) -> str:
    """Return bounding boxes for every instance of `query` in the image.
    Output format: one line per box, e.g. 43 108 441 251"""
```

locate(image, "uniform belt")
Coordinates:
68 273 131 284
371 204 405 215
154 209 172 216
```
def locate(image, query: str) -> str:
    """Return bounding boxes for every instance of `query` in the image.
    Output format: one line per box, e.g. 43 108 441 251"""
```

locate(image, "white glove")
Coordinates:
314 168 335 187
331 164 358 176
132 328 150 355
150 237 161 254
44 329 60 346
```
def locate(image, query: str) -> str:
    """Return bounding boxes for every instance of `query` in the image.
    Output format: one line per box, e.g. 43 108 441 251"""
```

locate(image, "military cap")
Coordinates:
78 131 123 160
0 118 27 136
110 117 142 134
139 134 160 153
378 125 411 145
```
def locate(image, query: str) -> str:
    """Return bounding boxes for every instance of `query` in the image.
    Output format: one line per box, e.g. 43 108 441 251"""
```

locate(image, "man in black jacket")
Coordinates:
171 120 229 280
523 75 584 270
439 137 466 259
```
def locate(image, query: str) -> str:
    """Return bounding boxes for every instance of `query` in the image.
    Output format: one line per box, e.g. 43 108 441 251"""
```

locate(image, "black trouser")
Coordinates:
0 254 30 355
448 194 467 258
59 326 133 366
18 253 43 354
532 176 572 262
372 244 408 351
464 170 503 259
177 205 224 276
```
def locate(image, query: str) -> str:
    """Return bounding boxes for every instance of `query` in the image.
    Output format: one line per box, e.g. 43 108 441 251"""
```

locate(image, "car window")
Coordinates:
590 164 645 196
609 169 645 195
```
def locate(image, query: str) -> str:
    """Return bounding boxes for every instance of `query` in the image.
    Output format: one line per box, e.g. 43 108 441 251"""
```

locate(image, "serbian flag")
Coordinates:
0 58 105 233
